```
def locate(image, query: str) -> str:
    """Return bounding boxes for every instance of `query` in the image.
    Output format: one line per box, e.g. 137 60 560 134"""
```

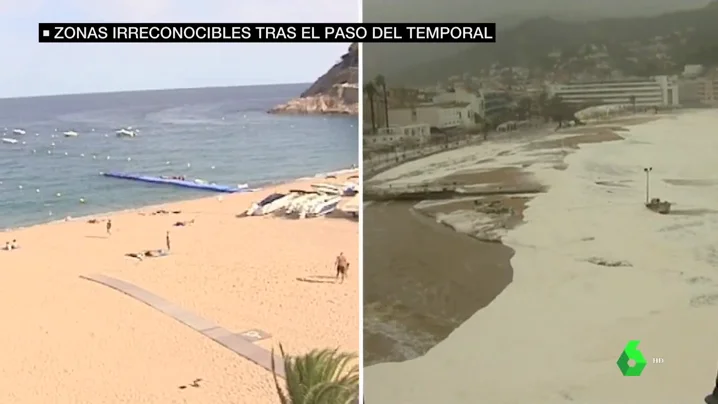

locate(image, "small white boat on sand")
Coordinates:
285 192 320 215
63 131 78 137
2 137 18 144
12 129 25 135
298 195 342 218
310 183 343 195
246 192 302 216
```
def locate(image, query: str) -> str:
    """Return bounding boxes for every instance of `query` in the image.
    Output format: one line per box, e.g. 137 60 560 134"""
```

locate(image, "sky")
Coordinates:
0 0 358 98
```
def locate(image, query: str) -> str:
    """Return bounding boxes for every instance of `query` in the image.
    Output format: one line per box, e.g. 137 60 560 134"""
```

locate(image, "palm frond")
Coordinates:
272 343 359 404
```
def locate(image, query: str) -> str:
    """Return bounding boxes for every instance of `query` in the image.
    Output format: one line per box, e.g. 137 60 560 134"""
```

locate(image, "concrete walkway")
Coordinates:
80 273 285 378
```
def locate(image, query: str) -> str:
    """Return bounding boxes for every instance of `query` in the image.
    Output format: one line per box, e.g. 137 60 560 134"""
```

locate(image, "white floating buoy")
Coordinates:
48 211 53 216
36 189 40 193
18 185 23 189
104 134 108 137
211 165 215 170
166 161 170 165
91 128 95 131
79 198 85 203
21 141 26 145
35 133 39 136
186 163 191 167
47 150 52 154
80 153 85 157
51 142 55 146
92 155 97 159
64 152 68 156
127 157 131 161
106 156 111 160
32 149 36 153
56 192 61 197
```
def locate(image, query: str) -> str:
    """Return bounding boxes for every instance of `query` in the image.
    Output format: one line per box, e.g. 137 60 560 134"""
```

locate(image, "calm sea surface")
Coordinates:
0 84 358 229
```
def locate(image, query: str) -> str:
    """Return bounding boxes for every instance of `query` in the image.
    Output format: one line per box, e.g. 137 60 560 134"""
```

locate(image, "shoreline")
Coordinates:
0 168 359 403
363 114 660 367
2 167 358 233
366 110 718 402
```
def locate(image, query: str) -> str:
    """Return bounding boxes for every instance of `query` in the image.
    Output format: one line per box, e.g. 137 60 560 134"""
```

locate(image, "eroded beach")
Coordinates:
365 111 718 402
0 173 358 403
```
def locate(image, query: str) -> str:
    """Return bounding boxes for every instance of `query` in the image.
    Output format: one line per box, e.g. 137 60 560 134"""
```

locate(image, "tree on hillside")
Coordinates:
374 75 389 128
364 82 377 134
271 344 359 404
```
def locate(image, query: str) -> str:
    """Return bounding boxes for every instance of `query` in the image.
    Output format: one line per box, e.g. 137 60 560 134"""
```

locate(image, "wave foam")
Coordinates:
365 110 718 403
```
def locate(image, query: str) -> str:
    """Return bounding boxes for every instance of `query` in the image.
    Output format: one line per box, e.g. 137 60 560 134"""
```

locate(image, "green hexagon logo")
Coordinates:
617 340 647 376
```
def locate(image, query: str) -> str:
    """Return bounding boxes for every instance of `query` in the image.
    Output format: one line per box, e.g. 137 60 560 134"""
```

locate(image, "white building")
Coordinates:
386 102 474 129
363 124 431 148
547 76 680 107
433 86 485 118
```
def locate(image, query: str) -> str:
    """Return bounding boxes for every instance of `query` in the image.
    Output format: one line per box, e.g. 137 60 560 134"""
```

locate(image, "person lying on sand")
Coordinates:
11 239 17 249
335 252 349 284
4 241 11 251
173 219 194 227
125 249 168 261
125 252 143 261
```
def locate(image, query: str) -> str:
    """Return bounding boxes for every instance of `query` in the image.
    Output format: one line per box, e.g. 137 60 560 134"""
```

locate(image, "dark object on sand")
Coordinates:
173 219 195 227
125 249 169 260
645 197 671 214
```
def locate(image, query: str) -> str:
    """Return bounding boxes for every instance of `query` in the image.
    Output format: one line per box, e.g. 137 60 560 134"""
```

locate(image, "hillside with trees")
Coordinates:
392 1 718 85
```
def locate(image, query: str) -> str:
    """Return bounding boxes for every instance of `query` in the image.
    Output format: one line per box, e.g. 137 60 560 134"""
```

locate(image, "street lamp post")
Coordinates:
643 167 653 204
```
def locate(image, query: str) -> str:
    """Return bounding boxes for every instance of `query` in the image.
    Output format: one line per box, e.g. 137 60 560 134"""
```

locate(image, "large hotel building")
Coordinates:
547 76 680 107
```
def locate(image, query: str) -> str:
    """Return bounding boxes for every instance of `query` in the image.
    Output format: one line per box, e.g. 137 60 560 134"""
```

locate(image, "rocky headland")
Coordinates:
268 43 358 115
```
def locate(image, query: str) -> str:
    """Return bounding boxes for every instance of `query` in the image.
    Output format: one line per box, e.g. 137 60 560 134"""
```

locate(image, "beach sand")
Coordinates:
0 173 359 403
366 111 718 403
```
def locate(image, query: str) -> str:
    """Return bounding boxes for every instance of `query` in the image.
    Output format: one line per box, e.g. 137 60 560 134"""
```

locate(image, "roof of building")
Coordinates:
434 101 471 109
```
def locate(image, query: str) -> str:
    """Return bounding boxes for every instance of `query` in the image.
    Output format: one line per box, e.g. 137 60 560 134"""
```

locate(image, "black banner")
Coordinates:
38 23 496 43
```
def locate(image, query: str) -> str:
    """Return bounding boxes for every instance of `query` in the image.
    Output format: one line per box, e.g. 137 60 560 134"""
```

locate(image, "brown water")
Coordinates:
363 201 514 366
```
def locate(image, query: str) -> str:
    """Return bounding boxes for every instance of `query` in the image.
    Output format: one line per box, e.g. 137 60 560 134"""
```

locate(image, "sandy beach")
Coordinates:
0 172 359 403
365 111 718 403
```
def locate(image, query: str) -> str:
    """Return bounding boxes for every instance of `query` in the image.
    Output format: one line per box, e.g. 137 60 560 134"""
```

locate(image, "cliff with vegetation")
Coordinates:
269 43 359 115
392 2 718 85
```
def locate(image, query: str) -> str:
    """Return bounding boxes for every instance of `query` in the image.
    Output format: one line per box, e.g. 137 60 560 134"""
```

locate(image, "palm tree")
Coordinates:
271 344 359 404
374 74 389 128
364 82 377 134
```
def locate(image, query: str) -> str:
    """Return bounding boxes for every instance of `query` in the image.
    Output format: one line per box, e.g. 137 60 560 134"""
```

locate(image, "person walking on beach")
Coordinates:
166 230 171 251
106 219 112 235
335 252 349 284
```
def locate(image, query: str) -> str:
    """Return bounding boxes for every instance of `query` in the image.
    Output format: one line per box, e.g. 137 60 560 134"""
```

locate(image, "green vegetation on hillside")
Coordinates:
393 2 718 85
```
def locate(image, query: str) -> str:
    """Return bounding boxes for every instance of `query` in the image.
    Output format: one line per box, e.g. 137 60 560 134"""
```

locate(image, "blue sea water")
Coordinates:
0 84 358 229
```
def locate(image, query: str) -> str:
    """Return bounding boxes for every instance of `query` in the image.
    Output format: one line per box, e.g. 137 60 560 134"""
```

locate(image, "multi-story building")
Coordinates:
482 91 513 118
363 124 431 148
677 76 718 106
546 76 680 107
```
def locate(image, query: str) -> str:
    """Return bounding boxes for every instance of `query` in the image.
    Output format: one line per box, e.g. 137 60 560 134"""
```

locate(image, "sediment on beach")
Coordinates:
366 111 718 403
0 172 358 404
363 117 656 368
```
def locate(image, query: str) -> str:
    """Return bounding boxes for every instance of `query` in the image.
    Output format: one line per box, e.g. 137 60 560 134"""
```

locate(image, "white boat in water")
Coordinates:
12 129 25 135
63 131 78 137
2 137 18 144
298 195 342 218
116 128 137 137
